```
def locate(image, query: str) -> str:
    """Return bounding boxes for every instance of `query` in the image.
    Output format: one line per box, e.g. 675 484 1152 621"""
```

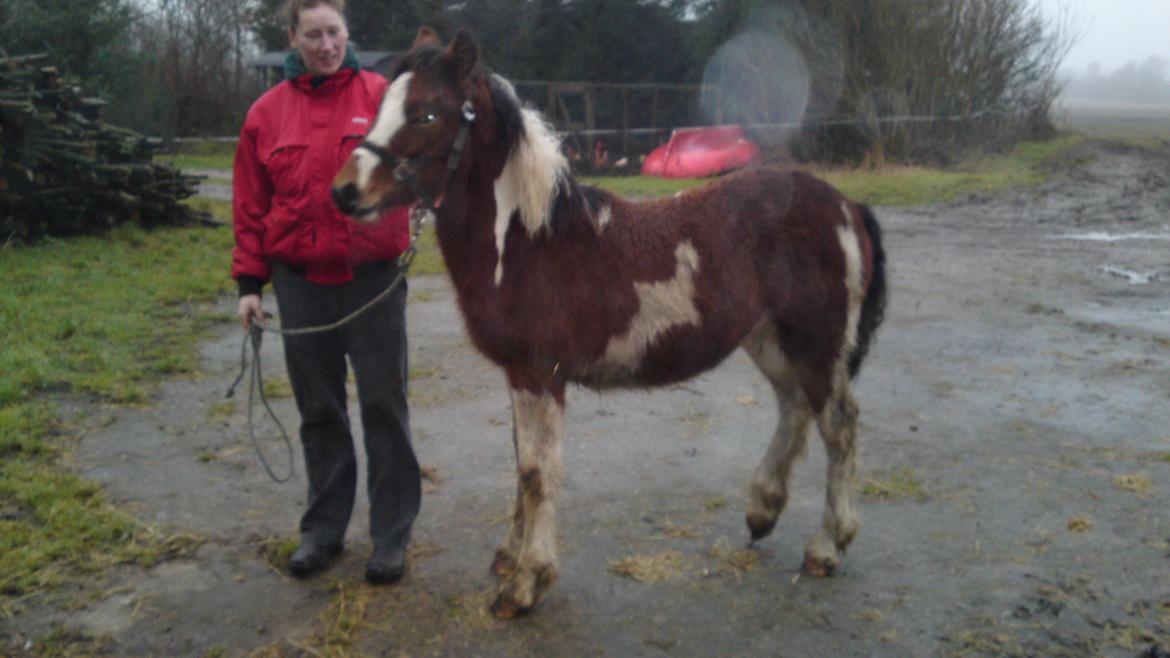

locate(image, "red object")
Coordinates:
641 125 761 179
232 67 410 286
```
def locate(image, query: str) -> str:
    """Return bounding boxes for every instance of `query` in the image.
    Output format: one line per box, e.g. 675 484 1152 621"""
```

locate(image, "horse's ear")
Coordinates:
412 26 441 49
445 30 478 81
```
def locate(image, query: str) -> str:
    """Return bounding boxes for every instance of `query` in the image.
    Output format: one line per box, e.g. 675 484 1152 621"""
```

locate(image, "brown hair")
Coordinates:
282 0 347 32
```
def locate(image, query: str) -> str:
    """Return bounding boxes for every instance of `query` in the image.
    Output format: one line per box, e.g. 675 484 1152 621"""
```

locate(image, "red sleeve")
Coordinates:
231 111 274 283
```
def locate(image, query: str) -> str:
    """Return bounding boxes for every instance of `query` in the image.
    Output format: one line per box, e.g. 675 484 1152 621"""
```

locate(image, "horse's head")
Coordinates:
332 27 485 221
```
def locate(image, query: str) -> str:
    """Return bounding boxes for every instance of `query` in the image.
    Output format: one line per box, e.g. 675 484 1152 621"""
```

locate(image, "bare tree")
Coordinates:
130 0 261 136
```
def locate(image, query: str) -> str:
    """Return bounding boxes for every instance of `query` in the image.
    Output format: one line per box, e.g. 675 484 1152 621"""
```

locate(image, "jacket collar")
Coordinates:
284 44 361 90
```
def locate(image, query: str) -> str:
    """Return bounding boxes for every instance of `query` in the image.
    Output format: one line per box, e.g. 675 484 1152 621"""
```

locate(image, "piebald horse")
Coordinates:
333 27 887 617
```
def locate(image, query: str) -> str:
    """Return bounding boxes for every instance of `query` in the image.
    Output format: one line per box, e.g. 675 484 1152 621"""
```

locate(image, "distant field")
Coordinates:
1054 97 1170 139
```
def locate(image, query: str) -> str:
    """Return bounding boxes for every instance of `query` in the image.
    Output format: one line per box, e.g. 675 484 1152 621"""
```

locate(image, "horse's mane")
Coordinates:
488 74 609 237
487 75 570 235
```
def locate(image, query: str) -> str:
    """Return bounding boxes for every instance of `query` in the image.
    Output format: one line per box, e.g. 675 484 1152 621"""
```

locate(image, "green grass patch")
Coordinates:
0 224 234 404
0 447 204 596
704 496 728 511
581 175 706 198
261 377 294 400
207 400 237 420
861 468 929 501
409 223 445 276
817 134 1085 206
0 224 231 599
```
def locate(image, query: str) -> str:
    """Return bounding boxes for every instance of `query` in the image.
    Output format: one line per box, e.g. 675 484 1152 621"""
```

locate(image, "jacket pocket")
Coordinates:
266 141 310 197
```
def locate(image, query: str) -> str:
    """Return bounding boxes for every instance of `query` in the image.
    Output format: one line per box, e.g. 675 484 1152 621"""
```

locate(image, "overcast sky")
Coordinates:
1034 0 1170 73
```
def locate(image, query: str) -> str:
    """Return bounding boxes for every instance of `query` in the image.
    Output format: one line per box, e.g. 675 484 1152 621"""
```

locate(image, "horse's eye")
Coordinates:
416 112 437 125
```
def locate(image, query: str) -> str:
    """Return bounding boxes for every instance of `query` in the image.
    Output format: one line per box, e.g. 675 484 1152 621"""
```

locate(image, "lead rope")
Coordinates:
225 209 429 483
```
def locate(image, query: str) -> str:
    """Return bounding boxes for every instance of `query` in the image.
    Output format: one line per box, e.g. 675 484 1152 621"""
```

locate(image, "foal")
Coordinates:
333 28 887 617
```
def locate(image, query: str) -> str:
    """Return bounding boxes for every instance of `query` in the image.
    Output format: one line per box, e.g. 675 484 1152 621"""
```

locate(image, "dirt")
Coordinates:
4 139 1170 657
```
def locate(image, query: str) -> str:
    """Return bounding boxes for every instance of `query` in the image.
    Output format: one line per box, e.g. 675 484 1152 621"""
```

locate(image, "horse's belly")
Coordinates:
574 324 747 390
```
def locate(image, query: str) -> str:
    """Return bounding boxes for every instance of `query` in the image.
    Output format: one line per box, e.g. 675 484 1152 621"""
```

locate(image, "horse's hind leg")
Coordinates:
491 386 564 618
742 321 815 541
804 368 862 576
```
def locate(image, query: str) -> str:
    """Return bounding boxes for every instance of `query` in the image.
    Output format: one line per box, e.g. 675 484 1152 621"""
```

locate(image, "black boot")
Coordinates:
288 541 343 578
365 545 406 584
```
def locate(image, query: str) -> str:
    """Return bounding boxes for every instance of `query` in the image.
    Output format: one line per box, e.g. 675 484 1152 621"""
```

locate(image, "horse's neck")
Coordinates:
433 171 509 299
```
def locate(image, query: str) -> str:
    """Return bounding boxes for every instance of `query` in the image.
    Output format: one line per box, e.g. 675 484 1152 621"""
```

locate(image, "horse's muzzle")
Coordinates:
332 182 360 216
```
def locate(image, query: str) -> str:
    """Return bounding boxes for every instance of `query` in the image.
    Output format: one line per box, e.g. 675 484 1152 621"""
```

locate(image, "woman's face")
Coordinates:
288 4 349 77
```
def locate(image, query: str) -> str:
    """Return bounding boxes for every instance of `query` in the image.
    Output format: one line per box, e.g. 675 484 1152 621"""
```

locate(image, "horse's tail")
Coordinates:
848 204 887 379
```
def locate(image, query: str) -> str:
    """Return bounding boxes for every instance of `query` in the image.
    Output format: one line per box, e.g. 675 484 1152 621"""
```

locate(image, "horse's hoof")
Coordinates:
491 552 517 578
801 553 838 577
490 592 526 619
745 512 777 542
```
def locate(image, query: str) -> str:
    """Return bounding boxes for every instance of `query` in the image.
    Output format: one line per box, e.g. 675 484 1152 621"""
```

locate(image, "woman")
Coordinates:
231 0 419 585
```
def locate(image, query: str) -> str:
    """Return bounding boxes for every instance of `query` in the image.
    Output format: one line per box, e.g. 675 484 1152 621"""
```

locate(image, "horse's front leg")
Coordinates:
491 416 525 578
491 385 564 618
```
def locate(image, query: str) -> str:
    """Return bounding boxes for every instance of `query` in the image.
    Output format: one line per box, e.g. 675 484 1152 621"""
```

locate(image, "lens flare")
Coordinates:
700 31 810 134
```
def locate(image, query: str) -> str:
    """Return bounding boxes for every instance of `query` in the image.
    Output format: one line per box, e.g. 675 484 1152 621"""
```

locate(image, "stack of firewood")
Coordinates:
0 52 209 242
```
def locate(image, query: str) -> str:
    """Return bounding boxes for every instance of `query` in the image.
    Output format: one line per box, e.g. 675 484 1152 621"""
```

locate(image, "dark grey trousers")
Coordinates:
271 260 419 551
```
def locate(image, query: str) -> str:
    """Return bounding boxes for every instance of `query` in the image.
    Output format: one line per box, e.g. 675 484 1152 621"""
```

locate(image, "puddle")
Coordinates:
1053 230 1170 242
1100 265 1163 284
1067 302 1170 335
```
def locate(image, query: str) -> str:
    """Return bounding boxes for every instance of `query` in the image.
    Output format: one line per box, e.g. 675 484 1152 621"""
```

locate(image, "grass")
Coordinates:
861 468 930 501
0 219 233 599
0 224 234 405
816 134 1085 206
409 222 445 276
579 174 705 198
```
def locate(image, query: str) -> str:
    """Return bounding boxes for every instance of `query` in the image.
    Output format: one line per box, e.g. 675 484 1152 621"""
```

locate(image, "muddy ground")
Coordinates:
3 139 1169 657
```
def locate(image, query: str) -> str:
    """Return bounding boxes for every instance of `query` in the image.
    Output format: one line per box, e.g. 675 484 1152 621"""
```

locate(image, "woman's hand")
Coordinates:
238 294 268 329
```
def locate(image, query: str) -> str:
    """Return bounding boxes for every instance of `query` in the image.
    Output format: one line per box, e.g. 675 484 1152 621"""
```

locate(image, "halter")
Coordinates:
357 99 477 216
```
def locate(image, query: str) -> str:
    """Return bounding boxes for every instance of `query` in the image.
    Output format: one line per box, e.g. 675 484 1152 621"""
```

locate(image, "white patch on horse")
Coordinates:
491 107 567 284
493 159 521 285
839 201 853 227
598 241 702 371
596 205 612 230
357 72 413 190
836 219 863 359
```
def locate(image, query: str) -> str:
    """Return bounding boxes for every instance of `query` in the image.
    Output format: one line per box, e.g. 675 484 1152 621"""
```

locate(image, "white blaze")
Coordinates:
356 72 413 190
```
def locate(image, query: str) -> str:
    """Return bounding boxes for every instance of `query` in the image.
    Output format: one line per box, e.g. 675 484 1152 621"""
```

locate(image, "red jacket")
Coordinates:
232 66 410 289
